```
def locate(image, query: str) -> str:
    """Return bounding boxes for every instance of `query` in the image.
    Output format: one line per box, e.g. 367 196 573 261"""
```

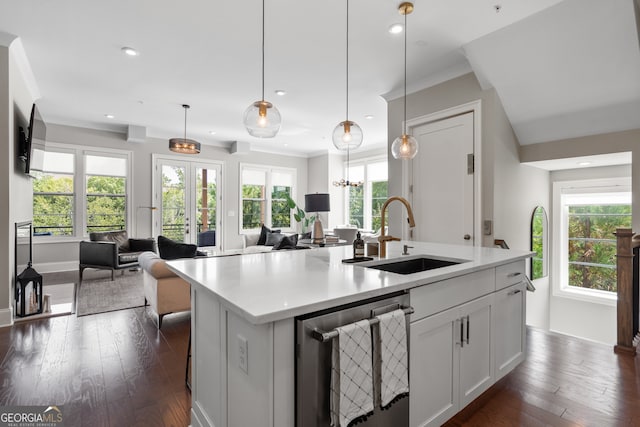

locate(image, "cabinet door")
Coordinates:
410 307 460 427
494 281 526 380
458 293 494 408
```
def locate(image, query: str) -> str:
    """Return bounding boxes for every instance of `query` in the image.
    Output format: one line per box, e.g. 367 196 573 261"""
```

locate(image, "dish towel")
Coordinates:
375 309 409 409
330 319 375 427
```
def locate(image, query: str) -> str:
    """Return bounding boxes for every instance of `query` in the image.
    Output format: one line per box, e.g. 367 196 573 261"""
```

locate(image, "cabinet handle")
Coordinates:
507 272 522 278
466 315 470 345
508 289 522 296
460 319 464 348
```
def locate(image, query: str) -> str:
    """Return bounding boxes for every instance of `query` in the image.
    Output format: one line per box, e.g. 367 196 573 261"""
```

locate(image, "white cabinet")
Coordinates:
493 280 526 380
409 261 528 427
409 293 493 427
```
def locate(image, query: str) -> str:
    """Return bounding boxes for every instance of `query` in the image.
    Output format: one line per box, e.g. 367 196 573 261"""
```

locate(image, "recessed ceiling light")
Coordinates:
208 131 217 135
365 115 374 120
121 47 139 57
388 23 404 34
577 161 592 166
104 114 115 119
275 89 286 96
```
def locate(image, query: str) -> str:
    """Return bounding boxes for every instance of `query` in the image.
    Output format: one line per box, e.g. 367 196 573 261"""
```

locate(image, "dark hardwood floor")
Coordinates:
0 307 191 427
447 327 640 427
1 307 639 427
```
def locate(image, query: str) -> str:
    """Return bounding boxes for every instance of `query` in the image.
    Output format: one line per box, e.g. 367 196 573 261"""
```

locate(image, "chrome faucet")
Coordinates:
378 196 416 258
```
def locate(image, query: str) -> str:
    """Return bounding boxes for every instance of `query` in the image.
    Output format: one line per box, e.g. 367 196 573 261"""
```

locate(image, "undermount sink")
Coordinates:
363 256 465 275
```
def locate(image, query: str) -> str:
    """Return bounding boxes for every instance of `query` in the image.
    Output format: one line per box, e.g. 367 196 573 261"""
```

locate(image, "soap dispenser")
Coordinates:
353 231 365 258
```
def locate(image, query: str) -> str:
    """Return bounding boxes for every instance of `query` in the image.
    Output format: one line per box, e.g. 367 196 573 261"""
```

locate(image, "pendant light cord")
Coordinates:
403 10 407 135
345 0 350 122
183 105 188 141
261 0 265 102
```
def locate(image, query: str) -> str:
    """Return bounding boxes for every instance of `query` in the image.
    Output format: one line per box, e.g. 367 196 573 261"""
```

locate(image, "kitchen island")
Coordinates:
168 240 532 427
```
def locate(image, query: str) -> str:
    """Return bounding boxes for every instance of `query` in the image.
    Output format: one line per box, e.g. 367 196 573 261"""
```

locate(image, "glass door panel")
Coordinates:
195 167 218 248
155 158 222 249
161 164 188 243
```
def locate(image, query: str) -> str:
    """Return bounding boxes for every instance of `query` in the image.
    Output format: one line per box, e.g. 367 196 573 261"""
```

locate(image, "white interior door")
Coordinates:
154 158 222 248
410 112 475 245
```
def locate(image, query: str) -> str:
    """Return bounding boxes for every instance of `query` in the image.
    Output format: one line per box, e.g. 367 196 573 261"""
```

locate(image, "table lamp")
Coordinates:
305 193 331 244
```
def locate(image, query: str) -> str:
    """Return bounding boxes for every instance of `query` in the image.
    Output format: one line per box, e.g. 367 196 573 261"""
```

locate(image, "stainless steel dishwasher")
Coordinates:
295 291 411 426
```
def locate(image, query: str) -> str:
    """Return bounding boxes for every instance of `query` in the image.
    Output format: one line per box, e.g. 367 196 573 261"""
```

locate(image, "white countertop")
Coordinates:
167 240 533 324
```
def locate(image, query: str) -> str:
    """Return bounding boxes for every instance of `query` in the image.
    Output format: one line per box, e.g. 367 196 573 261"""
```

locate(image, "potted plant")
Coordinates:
285 195 316 235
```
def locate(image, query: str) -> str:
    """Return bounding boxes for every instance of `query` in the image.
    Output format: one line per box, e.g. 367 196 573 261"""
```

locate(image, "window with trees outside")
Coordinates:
32 150 75 236
345 159 387 231
555 179 631 302
32 145 131 238
241 165 295 231
85 154 127 233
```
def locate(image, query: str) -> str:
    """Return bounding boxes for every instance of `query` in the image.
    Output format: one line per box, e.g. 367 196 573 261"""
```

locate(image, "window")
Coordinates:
240 164 295 231
345 159 388 231
32 144 131 239
553 178 631 304
85 154 127 233
32 150 75 236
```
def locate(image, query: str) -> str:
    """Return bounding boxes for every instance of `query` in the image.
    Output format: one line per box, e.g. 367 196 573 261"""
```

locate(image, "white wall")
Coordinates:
33 124 309 272
0 36 37 326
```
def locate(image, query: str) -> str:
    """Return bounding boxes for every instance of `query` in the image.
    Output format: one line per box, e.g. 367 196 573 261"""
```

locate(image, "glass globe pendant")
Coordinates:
332 0 363 151
243 0 281 138
391 1 418 160
332 120 363 150
391 133 418 159
244 100 281 138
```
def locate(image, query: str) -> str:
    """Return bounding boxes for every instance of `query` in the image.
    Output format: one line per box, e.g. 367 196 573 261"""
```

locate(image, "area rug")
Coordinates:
76 270 145 316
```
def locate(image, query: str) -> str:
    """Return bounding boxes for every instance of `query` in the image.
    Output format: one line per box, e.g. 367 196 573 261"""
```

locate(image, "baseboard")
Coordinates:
33 261 78 274
0 307 14 328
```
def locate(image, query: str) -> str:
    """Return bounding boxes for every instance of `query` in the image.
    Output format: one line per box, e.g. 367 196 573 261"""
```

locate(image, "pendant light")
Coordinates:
332 0 363 151
169 104 201 154
243 0 281 138
333 146 363 187
391 2 418 160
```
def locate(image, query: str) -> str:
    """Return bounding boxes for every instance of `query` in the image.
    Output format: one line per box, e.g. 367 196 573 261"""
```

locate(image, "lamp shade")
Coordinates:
305 193 330 212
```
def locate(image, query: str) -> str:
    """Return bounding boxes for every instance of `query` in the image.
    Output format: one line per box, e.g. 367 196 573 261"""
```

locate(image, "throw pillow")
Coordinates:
257 224 281 245
157 235 197 260
265 231 286 247
274 234 298 250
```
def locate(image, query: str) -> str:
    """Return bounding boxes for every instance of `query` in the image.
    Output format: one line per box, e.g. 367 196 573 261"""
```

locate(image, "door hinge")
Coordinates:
467 153 474 174
409 184 413 194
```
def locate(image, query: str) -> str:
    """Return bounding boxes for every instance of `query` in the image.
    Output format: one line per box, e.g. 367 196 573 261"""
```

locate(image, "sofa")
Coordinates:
243 224 303 252
138 251 191 328
79 230 156 282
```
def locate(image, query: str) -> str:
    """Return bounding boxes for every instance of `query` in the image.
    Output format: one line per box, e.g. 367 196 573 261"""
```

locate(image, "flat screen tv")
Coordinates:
18 103 46 176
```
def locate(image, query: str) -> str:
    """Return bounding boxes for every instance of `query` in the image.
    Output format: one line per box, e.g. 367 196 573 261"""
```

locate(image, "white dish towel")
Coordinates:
375 309 409 408
330 319 375 427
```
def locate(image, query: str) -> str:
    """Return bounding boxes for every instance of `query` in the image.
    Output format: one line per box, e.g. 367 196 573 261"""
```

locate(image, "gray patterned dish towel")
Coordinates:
375 309 409 408
330 319 375 427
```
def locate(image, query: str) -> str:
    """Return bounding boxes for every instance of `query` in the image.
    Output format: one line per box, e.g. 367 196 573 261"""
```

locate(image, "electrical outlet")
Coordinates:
238 335 248 374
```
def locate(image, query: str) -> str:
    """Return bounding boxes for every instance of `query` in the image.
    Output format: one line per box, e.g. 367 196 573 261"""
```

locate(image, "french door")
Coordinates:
153 157 222 249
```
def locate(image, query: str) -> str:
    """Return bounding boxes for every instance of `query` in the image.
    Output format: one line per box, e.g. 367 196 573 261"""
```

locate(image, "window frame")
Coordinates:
239 163 296 233
342 156 388 231
552 177 631 306
33 143 133 242
32 146 76 237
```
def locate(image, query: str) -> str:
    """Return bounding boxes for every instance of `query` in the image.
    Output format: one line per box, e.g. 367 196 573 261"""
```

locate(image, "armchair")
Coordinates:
79 230 156 282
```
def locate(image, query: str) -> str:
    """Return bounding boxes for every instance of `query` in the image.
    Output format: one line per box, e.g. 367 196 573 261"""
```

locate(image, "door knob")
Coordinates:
463 234 471 240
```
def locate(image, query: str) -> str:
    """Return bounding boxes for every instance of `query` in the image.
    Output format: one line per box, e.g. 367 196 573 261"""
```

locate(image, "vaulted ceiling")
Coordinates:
1 0 638 156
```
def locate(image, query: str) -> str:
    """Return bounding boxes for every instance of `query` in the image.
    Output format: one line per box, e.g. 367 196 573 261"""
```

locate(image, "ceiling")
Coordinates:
1 0 639 157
